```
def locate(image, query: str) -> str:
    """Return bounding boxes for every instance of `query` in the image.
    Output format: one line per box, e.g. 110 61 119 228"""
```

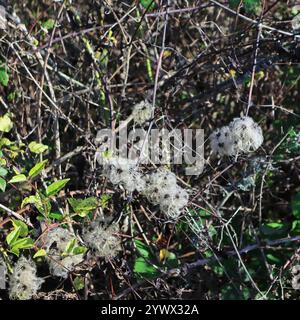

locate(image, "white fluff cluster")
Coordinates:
42 227 84 279
0 256 6 287
291 265 300 290
9 256 44 300
102 157 146 193
82 217 121 258
142 169 189 219
132 100 153 125
100 156 189 219
210 116 263 156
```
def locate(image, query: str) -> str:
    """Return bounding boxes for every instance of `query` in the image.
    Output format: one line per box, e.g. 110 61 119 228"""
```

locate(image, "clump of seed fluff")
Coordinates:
0 256 7 286
132 100 153 125
142 169 189 220
82 216 121 258
210 116 263 156
9 256 44 300
97 152 189 219
291 265 300 290
41 227 84 279
102 156 146 193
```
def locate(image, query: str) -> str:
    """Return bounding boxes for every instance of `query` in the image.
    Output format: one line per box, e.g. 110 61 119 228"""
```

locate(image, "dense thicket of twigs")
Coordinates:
0 0 300 300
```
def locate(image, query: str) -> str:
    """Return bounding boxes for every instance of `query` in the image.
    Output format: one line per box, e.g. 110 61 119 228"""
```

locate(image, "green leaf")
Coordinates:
0 177 6 192
28 141 48 154
73 276 85 291
7 91 16 102
10 247 20 256
0 138 12 147
140 0 157 11
48 212 64 221
46 178 70 197
291 220 300 236
292 192 300 219
10 237 34 256
64 238 77 255
29 159 48 178
12 219 28 237
68 197 98 217
42 18 55 30
37 215 45 222
243 0 261 13
100 194 111 209
261 222 288 236
221 283 249 300
133 257 158 279
22 195 41 208
22 193 51 216
0 114 13 132
0 167 8 177
8 174 27 183
6 226 21 246
73 246 88 255
0 65 9 87
11 237 34 250
229 0 261 14
164 251 179 269
33 249 47 259
266 253 282 265
135 239 150 258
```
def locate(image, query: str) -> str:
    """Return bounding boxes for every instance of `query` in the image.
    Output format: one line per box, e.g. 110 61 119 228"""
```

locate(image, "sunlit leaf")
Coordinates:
29 159 48 178
28 141 48 154
46 178 70 197
0 114 13 132
0 65 9 87
12 219 28 237
8 174 27 184
33 249 47 259
0 177 6 192
6 226 21 246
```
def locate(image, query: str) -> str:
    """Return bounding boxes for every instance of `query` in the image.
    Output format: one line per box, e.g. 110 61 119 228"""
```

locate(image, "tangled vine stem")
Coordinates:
184 235 300 271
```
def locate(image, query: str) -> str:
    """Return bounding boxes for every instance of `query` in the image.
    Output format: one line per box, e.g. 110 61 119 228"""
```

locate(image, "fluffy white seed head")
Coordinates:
210 117 263 156
291 265 300 290
0 256 6 279
159 186 189 219
82 217 121 258
229 116 263 153
142 169 189 219
0 256 7 291
99 154 189 220
103 156 145 193
132 100 153 125
209 126 236 156
42 227 84 279
9 256 44 300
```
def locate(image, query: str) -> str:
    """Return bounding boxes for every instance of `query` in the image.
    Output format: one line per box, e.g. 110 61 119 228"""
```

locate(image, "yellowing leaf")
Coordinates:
229 69 236 77
33 249 46 259
28 141 48 154
9 174 27 184
159 248 171 261
0 137 12 147
163 50 172 58
0 114 13 132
